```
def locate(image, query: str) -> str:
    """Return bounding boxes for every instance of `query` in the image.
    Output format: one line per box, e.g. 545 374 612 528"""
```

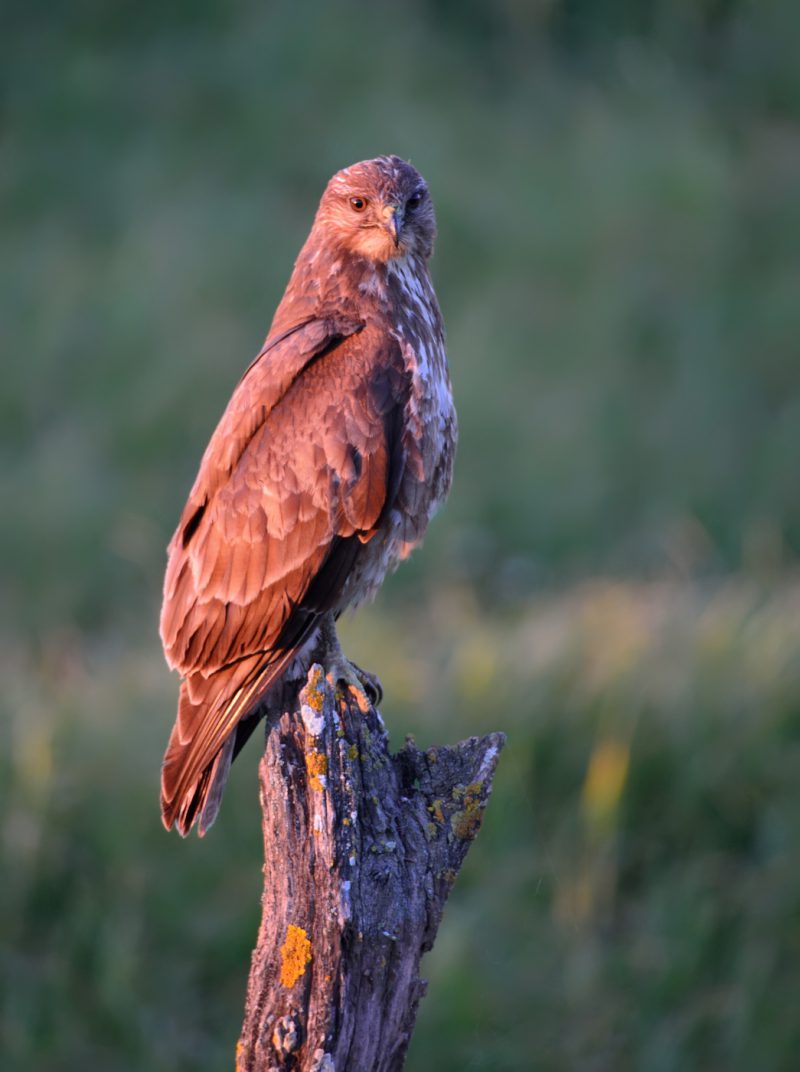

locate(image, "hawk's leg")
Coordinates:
317 613 383 709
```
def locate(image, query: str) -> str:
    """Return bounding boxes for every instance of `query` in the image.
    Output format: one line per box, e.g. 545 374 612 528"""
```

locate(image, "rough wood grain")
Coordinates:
236 664 504 1072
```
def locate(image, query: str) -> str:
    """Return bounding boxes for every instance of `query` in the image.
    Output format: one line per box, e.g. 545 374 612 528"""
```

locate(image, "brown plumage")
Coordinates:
159 156 457 835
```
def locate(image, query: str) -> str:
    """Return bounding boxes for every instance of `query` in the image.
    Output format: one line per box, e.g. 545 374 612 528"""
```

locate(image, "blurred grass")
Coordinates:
3 1 800 1069
3 580 800 1069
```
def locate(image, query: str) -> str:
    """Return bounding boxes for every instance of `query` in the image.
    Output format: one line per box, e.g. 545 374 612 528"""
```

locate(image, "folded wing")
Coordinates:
159 316 409 834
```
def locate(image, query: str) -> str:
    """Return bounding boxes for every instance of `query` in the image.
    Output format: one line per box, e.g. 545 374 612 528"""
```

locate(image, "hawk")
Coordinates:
159 155 456 836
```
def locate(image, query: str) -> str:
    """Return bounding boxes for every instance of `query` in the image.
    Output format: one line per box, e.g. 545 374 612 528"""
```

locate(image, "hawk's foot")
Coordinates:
317 614 382 712
348 661 383 707
325 655 381 713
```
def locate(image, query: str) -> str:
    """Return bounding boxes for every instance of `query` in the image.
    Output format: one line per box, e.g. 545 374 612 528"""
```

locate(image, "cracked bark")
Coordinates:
236 663 505 1072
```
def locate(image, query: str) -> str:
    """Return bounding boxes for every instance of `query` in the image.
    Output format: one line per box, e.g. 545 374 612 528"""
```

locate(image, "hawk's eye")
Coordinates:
349 196 368 213
407 192 423 210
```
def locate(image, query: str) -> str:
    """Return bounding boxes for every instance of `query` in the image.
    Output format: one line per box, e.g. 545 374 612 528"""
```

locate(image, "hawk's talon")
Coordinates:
318 613 382 711
326 657 381 713
350 662 383 707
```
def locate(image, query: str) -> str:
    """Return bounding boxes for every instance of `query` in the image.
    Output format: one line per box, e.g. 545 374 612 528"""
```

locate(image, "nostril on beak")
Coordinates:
383 204 403 246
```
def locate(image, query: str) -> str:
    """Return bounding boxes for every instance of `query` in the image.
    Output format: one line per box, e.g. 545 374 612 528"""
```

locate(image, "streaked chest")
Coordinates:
385 255 454 454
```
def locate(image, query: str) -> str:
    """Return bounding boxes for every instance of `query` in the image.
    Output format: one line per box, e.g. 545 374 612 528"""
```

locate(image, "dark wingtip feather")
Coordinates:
161 723 242 837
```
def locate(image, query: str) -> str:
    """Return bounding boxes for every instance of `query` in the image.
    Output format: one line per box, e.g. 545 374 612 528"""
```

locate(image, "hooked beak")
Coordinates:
383 203 403 247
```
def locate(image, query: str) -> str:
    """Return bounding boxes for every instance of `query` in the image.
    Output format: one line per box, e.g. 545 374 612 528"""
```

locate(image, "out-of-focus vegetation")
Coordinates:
3 1 800 1069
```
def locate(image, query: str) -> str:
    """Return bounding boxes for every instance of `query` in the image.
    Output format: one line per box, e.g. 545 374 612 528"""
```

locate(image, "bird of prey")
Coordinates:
159 156 457 836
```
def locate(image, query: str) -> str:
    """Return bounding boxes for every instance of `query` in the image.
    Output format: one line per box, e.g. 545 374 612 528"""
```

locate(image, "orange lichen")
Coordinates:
307 750 328 791
279 924 312 989
304 666 326 713
450 782 484 840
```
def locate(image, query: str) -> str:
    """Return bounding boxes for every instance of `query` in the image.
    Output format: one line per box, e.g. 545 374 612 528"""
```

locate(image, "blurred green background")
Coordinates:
3 1 800 1068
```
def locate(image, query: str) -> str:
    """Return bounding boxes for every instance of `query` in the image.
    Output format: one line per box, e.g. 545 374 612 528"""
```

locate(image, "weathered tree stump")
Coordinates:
236 664 504 1072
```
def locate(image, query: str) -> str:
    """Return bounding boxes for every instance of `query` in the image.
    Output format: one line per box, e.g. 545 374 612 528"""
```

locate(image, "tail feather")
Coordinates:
161 657 272 836
160 623 319 836
197 716 260 834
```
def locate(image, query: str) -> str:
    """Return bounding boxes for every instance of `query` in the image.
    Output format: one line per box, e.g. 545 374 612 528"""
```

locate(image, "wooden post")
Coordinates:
236 664 505 1072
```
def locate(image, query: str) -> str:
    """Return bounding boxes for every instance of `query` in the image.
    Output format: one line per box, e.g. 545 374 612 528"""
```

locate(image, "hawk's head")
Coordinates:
316 156 436 263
